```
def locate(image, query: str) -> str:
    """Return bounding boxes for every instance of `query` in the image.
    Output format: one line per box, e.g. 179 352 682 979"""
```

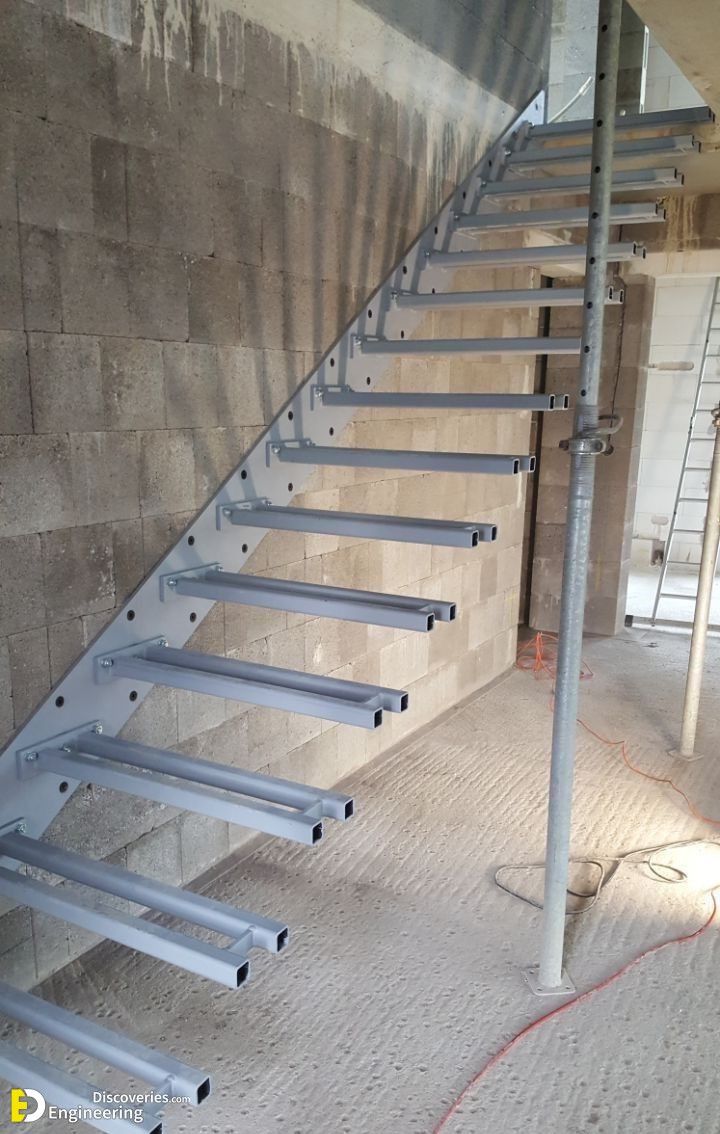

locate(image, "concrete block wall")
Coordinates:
0 0 549 985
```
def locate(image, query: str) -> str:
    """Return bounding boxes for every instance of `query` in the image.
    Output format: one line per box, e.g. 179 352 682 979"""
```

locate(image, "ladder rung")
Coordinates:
0 980 210 1105
271 441 533 476
163 565 455 632
97 641 407 729
686 466 710 471
393 286 620 309
454 202 665 232
482 167 683 198
0 859 250 989
659 591 694 598
358 336 580 357
222 504 497 547
427 241 643 270
527 105 714 140
673 527 704 533
0 1041 162 1134
507 134 699 169
315 387 570 412
678 496 708 502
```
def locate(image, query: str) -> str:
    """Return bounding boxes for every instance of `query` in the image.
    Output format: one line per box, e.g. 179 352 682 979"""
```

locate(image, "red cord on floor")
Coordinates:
431 631 719 1131
432 893 717 1132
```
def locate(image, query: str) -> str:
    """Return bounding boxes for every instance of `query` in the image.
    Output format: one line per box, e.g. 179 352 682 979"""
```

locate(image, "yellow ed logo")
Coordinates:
10 1088 46 1123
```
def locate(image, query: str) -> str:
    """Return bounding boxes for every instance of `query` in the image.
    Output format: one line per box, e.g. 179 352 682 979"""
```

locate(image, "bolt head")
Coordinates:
24 752 38 762
93 724 103 734
167 578 178 587
100 657 113 668
16 822 26 834
223 507 232 516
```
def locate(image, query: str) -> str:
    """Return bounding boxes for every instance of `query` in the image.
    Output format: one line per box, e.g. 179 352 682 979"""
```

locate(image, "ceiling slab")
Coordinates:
630 0 720 114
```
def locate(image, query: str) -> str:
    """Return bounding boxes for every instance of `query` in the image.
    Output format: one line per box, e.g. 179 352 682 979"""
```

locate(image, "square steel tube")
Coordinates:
225 505 496 546
0 1041 162 1134
106 645 406 728
427 241 641 270
453 203 665 232
527 105 714 140
317 388 568 412
30 746 323 846
481 167 683 197
392 287 618 309
273 444 525 475
0 866 249 988
358 336 580 357
74 732 354 822
0 980 210 1104
170 569 453 631
0 832 286 954
507 133 699 167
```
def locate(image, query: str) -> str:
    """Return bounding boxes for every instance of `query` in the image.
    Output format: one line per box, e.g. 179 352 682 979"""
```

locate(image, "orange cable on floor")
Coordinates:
431 630 720 1132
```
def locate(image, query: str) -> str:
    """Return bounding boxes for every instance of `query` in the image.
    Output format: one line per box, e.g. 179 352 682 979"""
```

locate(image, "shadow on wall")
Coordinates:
0 0 545 745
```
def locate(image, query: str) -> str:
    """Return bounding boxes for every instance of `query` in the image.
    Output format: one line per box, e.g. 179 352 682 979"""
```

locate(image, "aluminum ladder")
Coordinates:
651 276 720 625
0 96 711 1130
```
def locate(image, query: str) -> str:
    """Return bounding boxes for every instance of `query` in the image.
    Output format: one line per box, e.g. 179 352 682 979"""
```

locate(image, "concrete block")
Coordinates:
177 686 226 744
213 174 262 265
126 818 183 887
0 111 16 222
216 345 264 426
0 434 74 537
191 5 242 87
0 533 44 637
0 906 33 958
243 21 290 110
0 220 23 330
0 639 13 746
259 348 307 421
127 243 189 341
102 337 165 430
280 115 331 201
8 625 50 726
115 45 183 151
141 509 195 570
180 813 229 884
121 683 178 748
91 136 128 241
233 94 283 189
59 233 131 337
163 341 220 428
127 147 212 256
179 72 236 174
0 330 32 433
112 517 144 598
41 523 114 622
66 0 132 42
261 188 339 281
193 425 255 506
19 225 62 332
0 1 46 117
32 907 70 984
239 268 284 350
289 42 334 128
225 601 287 652
47 618 84 683
188 256 241 344
70 431 141 525
28 332 103 433
139 429 195 517
44 13 119 136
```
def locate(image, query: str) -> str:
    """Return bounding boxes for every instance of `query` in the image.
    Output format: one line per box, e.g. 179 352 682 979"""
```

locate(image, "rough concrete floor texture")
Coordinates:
12 629 720 1134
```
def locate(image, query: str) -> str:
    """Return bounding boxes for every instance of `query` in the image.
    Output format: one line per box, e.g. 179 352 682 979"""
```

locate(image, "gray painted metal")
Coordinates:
0 865 250 988
223 504 497 546
536 0 622 994
359 336 581 356
0 981 209 1105
393 286 621 309
426 241 643 269
271 442 529 475
0 832 285 952
96 641 407 729
0 94 546 846
508 133 699 168
70 731 353 823
455 202 664 231
316 387 570 411
482 166 682 197
528 104 714 139
25 748 325 846
0 1041 162 1134
163 565 454 631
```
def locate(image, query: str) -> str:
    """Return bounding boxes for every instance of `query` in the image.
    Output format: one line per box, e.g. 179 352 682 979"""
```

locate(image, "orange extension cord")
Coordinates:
431 631 719 1133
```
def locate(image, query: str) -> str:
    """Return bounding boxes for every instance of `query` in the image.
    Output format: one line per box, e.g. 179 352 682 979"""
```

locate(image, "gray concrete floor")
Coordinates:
8 628 720 1133
627 564 720 626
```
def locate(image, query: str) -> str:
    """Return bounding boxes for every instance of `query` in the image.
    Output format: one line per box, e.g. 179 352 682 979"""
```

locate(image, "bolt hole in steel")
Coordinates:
126 609 135 621
188 535 195 546
236 962 249 987
288 410 294 421
581 388 587 397
58 781 69 793
189 612 197 623
129 690 138 702
587 301 593 309
403 265 408 274
241 543 248 553
55 696 64 708
584 345 591 353
330 357 335 367
400 330 405 338
241 469 247 480
366 376 371 385
329 427 335 437
288 482 294 492
368 309 373 318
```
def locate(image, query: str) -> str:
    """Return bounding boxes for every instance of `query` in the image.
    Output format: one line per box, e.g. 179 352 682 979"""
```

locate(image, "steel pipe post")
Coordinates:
533 0 623 996
678 406 720 756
